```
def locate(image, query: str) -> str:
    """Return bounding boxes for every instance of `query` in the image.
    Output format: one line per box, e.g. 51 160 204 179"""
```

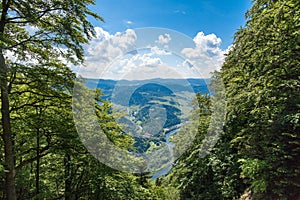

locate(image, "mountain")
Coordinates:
84 78 210 100
83 78 210 154
84 78 210 129
128 83 175 106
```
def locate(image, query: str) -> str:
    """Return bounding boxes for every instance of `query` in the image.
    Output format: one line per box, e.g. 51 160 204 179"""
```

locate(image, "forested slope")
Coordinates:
0 0 299 199
161 0 300 199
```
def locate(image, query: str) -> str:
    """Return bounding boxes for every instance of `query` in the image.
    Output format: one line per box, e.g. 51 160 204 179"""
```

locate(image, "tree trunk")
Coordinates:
36 127 40 196
0 52 17 200
64 153 72 200
0 1 16 198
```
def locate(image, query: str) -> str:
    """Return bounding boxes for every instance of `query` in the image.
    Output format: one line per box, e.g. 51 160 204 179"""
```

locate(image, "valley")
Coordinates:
85 78 210 174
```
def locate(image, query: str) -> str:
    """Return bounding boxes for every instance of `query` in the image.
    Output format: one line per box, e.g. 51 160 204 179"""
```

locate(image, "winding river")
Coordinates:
150 128 179 180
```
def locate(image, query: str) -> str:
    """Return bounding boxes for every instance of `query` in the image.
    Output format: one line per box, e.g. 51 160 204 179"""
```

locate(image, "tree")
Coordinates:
161 73 243 199
221 0 300 198
0 71 160 199
0 0 103 199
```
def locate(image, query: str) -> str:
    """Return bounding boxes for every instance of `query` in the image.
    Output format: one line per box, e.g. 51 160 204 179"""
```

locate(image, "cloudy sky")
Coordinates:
76 0 252 79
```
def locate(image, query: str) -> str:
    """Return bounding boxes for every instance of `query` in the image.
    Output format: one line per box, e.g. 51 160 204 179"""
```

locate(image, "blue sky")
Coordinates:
77 1 252 79
90 0 252 49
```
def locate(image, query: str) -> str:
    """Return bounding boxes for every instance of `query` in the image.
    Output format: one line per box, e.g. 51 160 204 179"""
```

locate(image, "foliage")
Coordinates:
161 73 244 200
221 0 300 199
1 0 299 199
0 0 162 199
0 0 103 199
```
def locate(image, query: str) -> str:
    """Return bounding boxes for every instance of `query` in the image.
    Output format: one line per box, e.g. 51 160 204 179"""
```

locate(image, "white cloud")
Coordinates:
174 10 186 15
79 28 137 78
26 25 39 35
123 53 162 69
80 28 173 79
125 20 133 25
150 46 172 55
102 53 163 80
78 28 229 79
156 34 172 45
181 32 227 76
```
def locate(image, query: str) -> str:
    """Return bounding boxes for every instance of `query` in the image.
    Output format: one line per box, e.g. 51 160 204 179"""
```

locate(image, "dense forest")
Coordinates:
0 0 299 199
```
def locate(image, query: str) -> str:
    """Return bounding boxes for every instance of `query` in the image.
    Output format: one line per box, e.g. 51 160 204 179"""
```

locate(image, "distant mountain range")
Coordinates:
83 78 210 154
84 78 210 101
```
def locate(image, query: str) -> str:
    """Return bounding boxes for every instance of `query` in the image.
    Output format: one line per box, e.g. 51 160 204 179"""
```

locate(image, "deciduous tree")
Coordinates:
222 0 300 198
0 0 103 199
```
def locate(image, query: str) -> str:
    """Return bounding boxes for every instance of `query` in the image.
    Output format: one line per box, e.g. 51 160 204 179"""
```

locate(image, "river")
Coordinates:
150 128 179 180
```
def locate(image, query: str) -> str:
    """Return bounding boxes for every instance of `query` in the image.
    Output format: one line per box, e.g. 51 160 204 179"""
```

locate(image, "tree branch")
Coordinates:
6 32 51 50
8 70 16 93
7 7 61 23
10 98 54 112
15 151 50 173
0 0 11 32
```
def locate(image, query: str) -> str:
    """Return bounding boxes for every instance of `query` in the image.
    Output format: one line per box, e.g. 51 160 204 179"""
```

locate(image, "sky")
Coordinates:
77 0 252 79
90 0 252 49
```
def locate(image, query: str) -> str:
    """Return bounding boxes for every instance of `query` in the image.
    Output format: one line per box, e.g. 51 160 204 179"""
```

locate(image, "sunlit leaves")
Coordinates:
221 0 300 198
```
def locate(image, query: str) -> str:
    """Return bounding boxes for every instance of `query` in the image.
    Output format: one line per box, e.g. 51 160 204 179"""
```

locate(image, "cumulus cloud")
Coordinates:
80 28 174 79
79 28 137 78
123 54 162 69
181 32 227 76
156 34 172 45
150 46 172 55
78 28 229 79
102 52 163 80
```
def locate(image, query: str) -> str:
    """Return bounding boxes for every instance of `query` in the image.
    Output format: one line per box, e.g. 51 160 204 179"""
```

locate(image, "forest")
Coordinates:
0 0 299 199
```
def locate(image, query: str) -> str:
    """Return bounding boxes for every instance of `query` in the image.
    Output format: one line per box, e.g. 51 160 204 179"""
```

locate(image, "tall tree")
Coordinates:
161 72 242 200
222 0 300 199
0 0 103 199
